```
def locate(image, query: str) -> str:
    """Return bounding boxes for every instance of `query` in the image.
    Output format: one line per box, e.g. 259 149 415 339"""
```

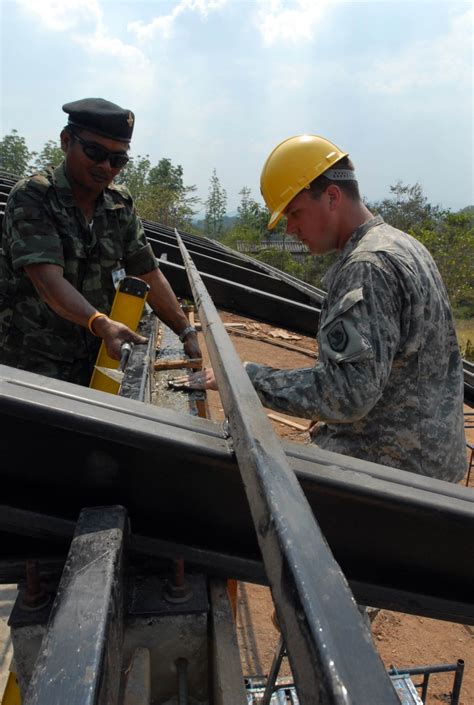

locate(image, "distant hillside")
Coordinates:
192 214 238 232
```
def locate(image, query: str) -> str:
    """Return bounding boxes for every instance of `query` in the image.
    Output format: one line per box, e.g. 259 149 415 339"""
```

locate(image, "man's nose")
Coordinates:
99 157 114 169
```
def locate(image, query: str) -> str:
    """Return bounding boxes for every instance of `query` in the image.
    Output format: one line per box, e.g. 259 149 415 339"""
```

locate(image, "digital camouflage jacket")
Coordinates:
245 216 466 482
0 162 157 384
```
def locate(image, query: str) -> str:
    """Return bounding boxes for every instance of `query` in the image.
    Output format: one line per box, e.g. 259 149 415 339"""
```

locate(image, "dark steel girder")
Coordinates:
23 507 126 705
216 239 327 304
0 365 473 622
464 360 474 404
148 235 314 305
157 258 320 334
144 220 251 266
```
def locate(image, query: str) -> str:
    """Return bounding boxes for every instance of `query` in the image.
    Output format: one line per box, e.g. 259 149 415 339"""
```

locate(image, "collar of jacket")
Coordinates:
321 215 384 291
52 161 125 213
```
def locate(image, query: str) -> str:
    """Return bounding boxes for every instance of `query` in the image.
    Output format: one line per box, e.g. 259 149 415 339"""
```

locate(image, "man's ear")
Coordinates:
60 129 70 154
326 184 341 210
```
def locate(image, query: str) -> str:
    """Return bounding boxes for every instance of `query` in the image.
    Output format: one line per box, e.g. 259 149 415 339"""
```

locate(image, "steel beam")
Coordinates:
148 236 314 304
176 232 399 704
216 239 327 304
0 365 473 624
158 258 320 333
23 506 127 705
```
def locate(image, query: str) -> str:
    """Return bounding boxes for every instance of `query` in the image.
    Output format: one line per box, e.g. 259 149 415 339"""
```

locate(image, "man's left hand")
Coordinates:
183 333 201 359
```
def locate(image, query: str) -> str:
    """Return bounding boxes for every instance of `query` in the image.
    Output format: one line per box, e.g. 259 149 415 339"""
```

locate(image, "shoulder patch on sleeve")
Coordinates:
319 287 373 363
326 320 348 352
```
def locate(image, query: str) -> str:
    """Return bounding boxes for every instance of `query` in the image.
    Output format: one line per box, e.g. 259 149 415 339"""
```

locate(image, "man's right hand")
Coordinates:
93 315 147 360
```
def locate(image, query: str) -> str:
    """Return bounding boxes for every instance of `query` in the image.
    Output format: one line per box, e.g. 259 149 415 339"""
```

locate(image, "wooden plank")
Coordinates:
153 357 202 371
267 413 309 432
228 328 316 358
209 579 247 705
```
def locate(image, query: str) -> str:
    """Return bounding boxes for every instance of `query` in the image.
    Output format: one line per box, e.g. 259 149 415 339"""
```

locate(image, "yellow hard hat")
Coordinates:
260 134 348 229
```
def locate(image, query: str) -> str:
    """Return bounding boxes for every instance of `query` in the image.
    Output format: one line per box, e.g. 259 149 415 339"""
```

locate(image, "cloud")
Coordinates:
363 6 473 94
74 26 152 76
17 0 101 31
128 0 228 42
16 0 153 90
255 0 336 46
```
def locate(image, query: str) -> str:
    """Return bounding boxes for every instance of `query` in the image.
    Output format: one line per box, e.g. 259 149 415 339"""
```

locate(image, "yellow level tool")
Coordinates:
89 276 150 395
1 671 21 705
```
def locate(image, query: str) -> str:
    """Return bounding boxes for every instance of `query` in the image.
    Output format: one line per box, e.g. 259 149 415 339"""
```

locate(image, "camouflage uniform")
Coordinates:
0 162 158 385
245 216 466 481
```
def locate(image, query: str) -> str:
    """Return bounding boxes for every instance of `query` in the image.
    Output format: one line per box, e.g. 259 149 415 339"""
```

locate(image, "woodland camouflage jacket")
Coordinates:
0 162 157 383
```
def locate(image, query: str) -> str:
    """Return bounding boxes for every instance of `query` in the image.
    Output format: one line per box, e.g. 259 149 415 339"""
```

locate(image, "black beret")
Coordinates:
62 98 135 142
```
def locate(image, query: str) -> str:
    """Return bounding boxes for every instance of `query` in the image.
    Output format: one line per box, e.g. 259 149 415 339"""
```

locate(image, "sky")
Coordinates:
1 0 473 217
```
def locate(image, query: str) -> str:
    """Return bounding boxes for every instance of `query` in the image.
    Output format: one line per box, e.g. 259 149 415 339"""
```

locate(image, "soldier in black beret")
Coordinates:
0 97 201 385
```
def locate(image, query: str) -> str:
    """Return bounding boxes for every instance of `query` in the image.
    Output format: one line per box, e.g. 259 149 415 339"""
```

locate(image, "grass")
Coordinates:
455 318 474 361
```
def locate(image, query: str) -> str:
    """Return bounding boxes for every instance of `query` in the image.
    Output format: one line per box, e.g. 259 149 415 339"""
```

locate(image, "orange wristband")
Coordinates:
87 311 108 336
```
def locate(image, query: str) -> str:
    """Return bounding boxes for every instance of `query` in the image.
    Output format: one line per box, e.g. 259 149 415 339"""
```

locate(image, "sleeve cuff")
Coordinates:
124 243 158 275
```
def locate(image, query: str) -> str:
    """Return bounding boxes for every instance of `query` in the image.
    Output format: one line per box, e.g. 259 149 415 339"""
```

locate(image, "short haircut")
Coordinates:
308 156 361 202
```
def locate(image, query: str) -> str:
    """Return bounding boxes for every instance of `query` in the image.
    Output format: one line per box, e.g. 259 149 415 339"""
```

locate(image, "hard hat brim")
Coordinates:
267 209 284 230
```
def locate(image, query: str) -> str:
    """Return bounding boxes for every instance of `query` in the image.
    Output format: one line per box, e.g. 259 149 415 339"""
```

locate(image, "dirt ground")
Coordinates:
196 310 474 705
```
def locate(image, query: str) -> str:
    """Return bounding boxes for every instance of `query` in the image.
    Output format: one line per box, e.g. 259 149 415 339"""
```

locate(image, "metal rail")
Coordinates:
175 231 399 704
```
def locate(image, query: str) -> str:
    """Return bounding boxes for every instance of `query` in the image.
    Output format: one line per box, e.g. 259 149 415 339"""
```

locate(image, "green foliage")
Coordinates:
0 129 35 176
204 169 227 239
367 181 446 233
148 158 183 192
461 339 474 362
221 223 261 249
415 211 474 309
34 140 63 171
367 181 473 310
255 249 306 278
221 186 286 247
236 187 267 232
116 154 151 199
298 252 338 289
116 155 200 229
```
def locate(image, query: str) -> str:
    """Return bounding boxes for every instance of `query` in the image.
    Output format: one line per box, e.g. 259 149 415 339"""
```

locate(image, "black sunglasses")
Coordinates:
71 132 130 169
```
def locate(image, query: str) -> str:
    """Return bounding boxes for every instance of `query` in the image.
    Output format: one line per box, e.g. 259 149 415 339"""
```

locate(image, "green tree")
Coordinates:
416 211 474 310
0 129 35 176
34 139 64 171
367 181 445 233
147 158 200 228
255 249 307 280
116 154 152 200
222 186 287 248
204 169 227 239
117 155 200 229
148 158 184 193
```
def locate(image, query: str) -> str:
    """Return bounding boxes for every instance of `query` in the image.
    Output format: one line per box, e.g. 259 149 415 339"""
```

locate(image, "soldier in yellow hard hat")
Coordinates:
183 133 466 485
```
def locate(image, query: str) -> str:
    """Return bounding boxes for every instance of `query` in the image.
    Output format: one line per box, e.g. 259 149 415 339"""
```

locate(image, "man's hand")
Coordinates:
171 366 217 391
93 316 148 360
182 332 201 360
